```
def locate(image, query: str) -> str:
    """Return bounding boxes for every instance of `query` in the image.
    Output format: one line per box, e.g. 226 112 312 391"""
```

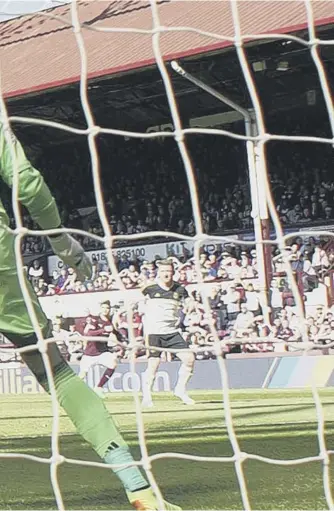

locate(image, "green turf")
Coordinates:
0 388 333 510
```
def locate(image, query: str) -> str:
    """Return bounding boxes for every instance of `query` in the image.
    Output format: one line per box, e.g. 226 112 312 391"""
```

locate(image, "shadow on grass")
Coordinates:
1 421 333 453
0 427 333 509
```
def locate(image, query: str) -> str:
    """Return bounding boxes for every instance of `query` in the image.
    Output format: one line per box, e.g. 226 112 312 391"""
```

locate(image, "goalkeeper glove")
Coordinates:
48 232 92 282
127 488 182 511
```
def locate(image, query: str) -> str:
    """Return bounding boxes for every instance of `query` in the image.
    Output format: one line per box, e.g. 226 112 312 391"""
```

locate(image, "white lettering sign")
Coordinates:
47 239 236 276
0 366 172 394
0 368 44 394
108 370 170 392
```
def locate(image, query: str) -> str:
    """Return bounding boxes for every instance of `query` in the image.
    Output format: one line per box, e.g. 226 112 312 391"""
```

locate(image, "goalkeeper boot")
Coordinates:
127 487 182 510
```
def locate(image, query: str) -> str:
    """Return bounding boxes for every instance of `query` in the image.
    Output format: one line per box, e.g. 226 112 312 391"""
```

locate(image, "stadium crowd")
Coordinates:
24 234 334 358
2 112 332 360
5 114 333 257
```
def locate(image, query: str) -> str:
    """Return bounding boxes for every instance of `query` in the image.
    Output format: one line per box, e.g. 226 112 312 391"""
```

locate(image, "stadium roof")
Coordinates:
0 0 334 99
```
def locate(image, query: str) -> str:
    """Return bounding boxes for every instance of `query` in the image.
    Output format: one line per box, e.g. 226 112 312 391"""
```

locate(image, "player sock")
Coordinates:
142 361 157 402
174 364 193 395
97 367 115 388
142 381 152 403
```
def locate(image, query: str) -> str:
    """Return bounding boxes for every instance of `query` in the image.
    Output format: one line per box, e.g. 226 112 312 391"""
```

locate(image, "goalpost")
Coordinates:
1 0 334 509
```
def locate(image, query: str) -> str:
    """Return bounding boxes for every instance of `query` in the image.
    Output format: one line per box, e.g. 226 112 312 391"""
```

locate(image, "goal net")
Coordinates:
1 0 334 509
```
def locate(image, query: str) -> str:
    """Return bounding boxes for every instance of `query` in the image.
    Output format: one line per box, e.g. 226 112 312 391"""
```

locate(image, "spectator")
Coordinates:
312 245 329 277
302 256 318 292
28 259 44 288
244 283 261 316
234 304 254 334
224 283 241 322
270 280 284 318
60 267 78 293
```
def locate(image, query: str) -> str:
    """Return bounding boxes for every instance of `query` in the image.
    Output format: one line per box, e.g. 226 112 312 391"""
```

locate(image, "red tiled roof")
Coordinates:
0 0 333 99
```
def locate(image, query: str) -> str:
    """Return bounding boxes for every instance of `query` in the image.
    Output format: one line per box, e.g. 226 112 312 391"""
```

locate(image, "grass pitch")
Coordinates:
0 389 333 510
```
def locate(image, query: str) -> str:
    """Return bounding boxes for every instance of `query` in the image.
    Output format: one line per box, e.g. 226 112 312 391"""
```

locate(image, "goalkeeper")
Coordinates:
0 123 180 511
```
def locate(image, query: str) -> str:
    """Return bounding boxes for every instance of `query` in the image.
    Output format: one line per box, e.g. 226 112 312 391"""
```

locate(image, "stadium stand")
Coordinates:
1 0 334 360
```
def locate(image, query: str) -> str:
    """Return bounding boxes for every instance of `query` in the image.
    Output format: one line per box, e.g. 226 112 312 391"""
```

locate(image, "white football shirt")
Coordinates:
141 281 188 335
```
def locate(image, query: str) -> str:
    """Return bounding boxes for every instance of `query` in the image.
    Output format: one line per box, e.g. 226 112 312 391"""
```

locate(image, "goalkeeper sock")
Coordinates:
52 362 126 457
104 445 149 492
51 363 148 492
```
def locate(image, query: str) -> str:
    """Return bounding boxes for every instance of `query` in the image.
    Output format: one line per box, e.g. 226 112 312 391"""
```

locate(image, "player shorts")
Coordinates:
146 332 189 358
79 351 118 373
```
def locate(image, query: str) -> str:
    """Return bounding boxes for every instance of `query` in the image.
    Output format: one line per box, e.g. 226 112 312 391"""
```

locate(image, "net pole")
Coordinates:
245 117 271 325
171 62 271 323
171 61 250 121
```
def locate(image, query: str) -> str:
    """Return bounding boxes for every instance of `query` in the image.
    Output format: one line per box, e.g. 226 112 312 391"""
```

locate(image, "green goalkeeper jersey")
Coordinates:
0 123 60 335
0 123 61 270
0 123 61 231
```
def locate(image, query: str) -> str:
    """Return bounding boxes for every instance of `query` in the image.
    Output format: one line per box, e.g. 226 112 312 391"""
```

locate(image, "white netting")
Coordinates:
0 0 334 509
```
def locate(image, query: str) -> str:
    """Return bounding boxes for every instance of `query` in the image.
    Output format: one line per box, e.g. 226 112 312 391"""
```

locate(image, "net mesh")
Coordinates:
0 0 334 509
